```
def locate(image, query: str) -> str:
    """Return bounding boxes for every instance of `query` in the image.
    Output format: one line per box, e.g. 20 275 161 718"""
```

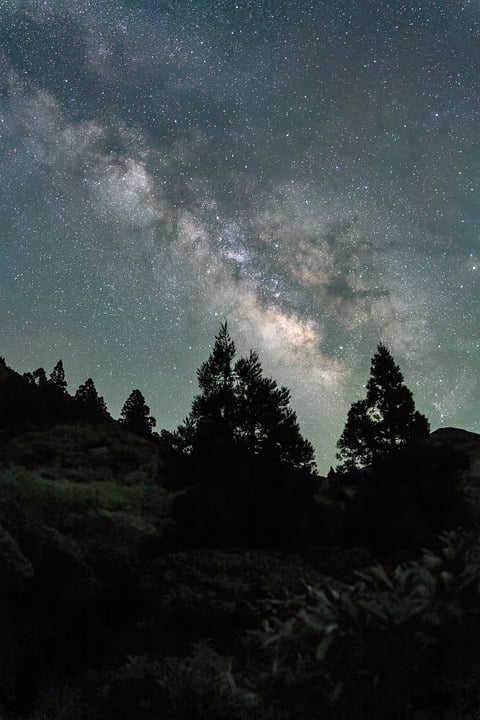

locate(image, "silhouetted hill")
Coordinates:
430 427 480 523
430 427 480 476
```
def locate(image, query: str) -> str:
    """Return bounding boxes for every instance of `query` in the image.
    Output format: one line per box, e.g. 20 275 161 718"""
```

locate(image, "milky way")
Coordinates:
1 0 479 471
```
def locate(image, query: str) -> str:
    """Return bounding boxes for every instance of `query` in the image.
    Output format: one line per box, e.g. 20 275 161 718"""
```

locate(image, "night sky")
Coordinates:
1 0 479 472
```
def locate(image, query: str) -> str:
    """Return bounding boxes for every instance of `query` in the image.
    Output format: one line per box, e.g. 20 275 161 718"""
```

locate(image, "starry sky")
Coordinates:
1 0 479 472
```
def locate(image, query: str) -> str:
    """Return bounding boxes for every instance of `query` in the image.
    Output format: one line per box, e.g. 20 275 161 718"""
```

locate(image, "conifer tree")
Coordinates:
120 389 156 438
32 368 47 386
235 351 315 471
337 343 429 471
165 323 317 548
166 323 315 472
177 321 237 454
74 378 108 417
49 360 68 393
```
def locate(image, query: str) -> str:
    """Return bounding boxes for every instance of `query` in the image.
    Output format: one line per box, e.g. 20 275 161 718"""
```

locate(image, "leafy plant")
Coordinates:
103 645 258 720
254 531 480 719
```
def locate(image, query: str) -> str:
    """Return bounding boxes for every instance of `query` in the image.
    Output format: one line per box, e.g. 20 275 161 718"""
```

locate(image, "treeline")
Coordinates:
0 356 156 436
0 323 470 554
0 324 477 720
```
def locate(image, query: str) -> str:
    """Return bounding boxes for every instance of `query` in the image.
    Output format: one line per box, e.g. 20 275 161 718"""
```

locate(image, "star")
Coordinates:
0 0 479 471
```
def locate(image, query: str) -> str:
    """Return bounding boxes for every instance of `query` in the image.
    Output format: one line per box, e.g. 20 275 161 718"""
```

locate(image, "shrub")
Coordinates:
103 645 258 720
254 530 480 720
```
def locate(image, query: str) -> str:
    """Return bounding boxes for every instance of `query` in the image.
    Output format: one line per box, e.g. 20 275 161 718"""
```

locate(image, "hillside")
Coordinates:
0 415 349 720
0 420 165 530
1 351 480 719
431 427 480 479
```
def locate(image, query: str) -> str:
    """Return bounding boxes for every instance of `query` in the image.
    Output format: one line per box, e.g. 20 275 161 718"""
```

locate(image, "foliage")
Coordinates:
161 323 316 549
32 367 47 386
255 529 480 719
0 341 478 720
0 417 170 716
49 360 68 393
139 549 328 655
165 322 315 473
0 521 34 588
102 644 259 720
0 367 54 426
0 359 86 428
73 378 109 418
120 389 156 439
191 321 237 450
167 453 317 549
35 681 103 720
0 422 161 490
337 441 470 555
337 344 430 471
235 351 314 469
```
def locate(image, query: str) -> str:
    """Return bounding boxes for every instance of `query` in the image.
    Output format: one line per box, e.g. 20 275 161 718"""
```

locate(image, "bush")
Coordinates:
336 442 469 556
254 530 480 720
103 645 258 720
138 549 328 658
170 455 316 551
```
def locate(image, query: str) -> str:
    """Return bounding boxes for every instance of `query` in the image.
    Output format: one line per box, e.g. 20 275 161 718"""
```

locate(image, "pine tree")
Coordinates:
175 321 237 454
32 368 47 386
337 343 429 471
167 322 315 472
120 389 156 438
74 378 108 417
49 360 68 393
165 323 317 548
235 351 315 472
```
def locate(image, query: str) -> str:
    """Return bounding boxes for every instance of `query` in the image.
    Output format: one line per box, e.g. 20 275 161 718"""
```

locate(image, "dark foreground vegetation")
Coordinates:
0 326 479 719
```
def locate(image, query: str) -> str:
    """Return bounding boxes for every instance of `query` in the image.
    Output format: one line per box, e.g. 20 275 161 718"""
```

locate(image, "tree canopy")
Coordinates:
337 343 430 471
161 322 317 548
74 378 109 418
49 360 68 393
166 322 315 473
120 389 156 439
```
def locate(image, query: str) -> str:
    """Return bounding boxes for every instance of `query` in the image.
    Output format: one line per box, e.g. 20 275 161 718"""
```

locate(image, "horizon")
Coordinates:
1 338 474 476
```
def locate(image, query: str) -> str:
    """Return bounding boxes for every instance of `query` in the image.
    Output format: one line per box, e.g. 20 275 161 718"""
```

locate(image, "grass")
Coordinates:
1 466 170 535
0 418 172 542
0 421 160 485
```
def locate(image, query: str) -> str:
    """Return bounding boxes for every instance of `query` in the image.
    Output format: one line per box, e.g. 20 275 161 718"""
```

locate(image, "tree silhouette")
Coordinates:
163 323 317 548
74 378 108 418
345 442 469 554
49 360 67 393
166 322 237 460
167 322 315 472
32 368 47 386
191 321 237 453
337 343 429 471
120 389 156 439
235 350 315 472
